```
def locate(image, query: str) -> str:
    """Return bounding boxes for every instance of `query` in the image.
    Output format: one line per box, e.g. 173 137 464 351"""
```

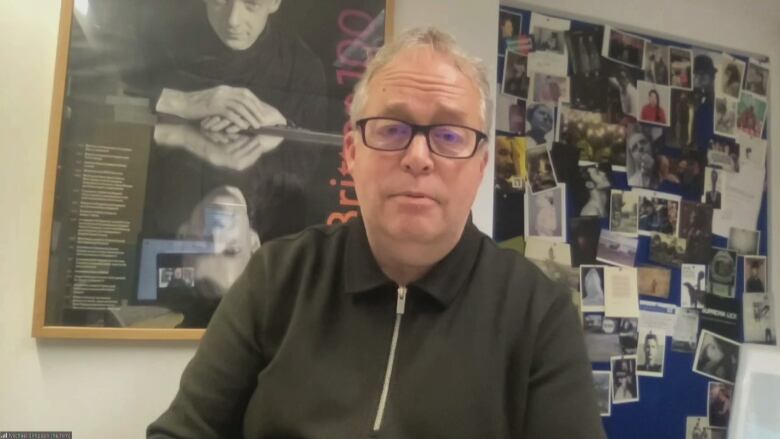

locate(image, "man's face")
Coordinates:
204 0 281 51
530 105 553 132
644 338 658 365
344 46 487 246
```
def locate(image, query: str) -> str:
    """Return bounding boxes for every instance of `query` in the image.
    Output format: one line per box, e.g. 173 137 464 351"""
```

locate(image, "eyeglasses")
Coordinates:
355 117 487 159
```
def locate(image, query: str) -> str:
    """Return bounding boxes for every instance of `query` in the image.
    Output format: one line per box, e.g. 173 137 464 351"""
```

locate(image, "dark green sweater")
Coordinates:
148 218 606 438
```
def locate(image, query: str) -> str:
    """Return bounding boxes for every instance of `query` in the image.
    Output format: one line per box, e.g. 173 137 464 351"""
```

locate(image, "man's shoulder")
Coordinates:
260 221 351 261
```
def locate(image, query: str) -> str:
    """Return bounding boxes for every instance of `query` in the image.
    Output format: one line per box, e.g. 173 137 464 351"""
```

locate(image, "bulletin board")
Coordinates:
493 3 772 438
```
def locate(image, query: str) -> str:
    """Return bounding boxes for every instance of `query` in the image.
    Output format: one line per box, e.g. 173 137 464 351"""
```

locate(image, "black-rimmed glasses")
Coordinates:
355 117 487 159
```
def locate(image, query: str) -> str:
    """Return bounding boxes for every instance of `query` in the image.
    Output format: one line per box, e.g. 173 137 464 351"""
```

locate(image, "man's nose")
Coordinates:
400 132 434 175
227 0 244 27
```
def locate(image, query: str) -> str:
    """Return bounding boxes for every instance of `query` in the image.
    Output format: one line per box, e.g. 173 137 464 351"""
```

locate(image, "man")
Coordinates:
746 260 765 292
639 331 662 372
148 27 604 438
705 169 722 209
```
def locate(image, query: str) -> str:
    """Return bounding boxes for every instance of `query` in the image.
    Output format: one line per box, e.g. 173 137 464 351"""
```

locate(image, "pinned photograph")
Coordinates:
669 89 695 148
502 50 530 99
685 417 711 439
530 72 570 105
673 308 700 353
693 50 720 106
602 26 645 69
528 13 570 75
556 104 627 165
525 238 579 296
717 56 745 100
625 124 665 188
702 167 726 210
525 102 555 147
738 136 767 171
708 248 737 299
637 266 671 299
566 26 604 77
584 313 622 362
743 256 766 293
693 330 740 384
610 190 639 235
158 266 195 289
494 135 527 193
569 216 601 266
578 164 611 218
498 9 523 56
708 381 734 430
581 265 606 311
736 92 768 138
681 264 707 309
643 42 670 85
495 94 527 134
713 96 738 138
597 230 638 267
637 190 680 236
649 232 686 267
526 145 558 192
743 293 776 344
679 201 713 264
605 61 643 122
604 267 640 318
706 137 740 173
727 227 759 255
677 150 706 200
637 81 671 126
744 60 769 97
637 328 666 377
525 183 566 241
592 371 612 416
611 356 639 404
670 47 693 90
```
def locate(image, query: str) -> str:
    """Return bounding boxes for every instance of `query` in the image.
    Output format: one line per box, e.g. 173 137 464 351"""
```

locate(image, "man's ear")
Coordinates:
268 0 282 14
344 129 357 173
478 143 489 173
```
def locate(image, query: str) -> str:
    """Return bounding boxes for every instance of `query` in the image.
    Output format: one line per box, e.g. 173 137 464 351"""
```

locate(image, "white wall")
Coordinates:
0 0 777 437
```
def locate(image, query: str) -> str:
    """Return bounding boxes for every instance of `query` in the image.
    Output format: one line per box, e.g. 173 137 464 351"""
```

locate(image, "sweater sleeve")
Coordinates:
147 252 269 438
521 287 607 438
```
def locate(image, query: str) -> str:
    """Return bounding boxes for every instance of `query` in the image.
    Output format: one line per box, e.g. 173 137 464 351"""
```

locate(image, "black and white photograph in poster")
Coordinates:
530 72 570 105
707 137 740 173
565 25 606 112
744 60 769 97
581 265 606 311
609 190 638 235
643 42 669 85
526 145 558 192
583 313 623 362
43 0 389 328
670 47 693 90
736 91 768 138
528 13 570 75
702 167 726 210
708 382 734 430
685 417 711 439
714 96 738 138
596 230 638 267
669 89 695 148
743 256 767 293
578 165 611 218
569 216 601 266
496 94 527 134
637 328 665 377
498 9 523 56
693 330 740 384
602 26 646 69
625 124 666 188
673 308 700 353
727 227 760 255
717 56 746 100
524 238 579 296
637 81 671 126
592 371 612 417
637 190 680 236
611 356 639 404
649 232 686 267
681 264 707 309
708 248 737 299
502 50 531 99
680 201 713 264
525 102 556 147
743 293 776 344
524 184 566 241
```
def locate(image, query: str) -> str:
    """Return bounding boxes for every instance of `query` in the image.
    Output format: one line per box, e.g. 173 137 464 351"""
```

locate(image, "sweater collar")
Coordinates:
342 217 483 307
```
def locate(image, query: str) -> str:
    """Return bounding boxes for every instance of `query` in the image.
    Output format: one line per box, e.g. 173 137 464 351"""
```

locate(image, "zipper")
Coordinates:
371 285 407 433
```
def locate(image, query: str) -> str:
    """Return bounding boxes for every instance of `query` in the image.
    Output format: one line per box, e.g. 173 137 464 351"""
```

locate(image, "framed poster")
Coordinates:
33 0 394 340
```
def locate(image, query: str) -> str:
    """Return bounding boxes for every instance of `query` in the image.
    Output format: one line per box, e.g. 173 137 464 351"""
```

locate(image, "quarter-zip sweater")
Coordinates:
148 218 606 438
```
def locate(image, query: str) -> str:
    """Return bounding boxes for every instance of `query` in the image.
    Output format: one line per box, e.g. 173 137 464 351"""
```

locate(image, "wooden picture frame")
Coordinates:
33 0 394 340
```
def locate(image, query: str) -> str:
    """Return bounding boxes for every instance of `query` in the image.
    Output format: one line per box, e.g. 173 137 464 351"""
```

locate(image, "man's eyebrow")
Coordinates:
378 102 473 125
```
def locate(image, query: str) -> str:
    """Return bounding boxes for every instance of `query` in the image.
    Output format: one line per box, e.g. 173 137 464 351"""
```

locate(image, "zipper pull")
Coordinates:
396 286 407 315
